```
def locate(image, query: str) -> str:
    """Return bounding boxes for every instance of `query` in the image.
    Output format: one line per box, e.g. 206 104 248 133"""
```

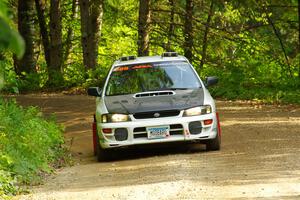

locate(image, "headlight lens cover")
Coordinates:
101 114 131 123
183 105 212 116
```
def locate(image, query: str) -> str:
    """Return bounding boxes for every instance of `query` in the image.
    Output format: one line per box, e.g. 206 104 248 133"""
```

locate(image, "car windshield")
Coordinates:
105 61 201 96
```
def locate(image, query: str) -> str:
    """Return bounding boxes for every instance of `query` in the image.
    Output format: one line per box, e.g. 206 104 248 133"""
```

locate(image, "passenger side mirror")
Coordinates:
206 76 218 87
87 87 102 97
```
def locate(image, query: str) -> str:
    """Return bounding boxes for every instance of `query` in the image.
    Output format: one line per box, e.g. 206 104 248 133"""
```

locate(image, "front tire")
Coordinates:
95 130 112 161
206 132 221 151
206 113 222 151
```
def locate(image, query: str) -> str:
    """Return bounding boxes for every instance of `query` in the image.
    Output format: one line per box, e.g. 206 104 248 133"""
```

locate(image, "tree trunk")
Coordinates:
166 0 175 52
15 0 35 75
298 0 300 52
89 0 103 68
63 0 78 65
79 0 103 70
0 53 4 61
298 0 300 79
35 0 51 67
49 0 63 85
138 0 151 56
79 0 90 69
200 0 214 69
184 0 194 62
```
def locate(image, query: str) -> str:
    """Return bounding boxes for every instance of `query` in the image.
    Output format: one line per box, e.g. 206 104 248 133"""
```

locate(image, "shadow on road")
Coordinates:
13 95 300 199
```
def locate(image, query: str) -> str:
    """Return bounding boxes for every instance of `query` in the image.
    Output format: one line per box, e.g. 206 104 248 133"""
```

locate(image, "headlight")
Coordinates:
101 114 131 123
183 105 212 116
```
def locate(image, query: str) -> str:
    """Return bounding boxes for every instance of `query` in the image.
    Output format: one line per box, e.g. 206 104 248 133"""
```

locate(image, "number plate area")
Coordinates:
147 126 170 139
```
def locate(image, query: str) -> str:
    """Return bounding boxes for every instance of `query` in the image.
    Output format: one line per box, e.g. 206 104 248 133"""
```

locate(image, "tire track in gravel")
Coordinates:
14 94 300 200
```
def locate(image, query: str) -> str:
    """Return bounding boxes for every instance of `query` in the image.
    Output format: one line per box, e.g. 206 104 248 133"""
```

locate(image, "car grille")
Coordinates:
133 124 183 139
133 110 180 119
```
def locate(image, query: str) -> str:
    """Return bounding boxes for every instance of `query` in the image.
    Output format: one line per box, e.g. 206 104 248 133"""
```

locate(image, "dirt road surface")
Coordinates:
14 94 300 200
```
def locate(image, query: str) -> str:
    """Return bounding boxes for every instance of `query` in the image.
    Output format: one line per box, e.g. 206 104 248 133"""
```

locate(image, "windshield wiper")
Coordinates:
106 92 132 96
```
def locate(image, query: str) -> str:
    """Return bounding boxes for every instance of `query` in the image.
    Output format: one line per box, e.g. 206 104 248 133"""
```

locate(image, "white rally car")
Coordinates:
88 52 221 161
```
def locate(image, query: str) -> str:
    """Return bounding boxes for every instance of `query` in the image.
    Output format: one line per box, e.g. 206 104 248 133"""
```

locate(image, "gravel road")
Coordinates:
14 94 300 200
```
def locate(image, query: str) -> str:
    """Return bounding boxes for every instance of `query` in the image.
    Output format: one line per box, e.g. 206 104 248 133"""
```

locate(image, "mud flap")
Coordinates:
216 112 221 138
92 117 97 155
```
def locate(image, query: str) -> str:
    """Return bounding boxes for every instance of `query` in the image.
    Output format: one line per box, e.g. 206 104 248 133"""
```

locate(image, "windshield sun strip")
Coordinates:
105 61 200 96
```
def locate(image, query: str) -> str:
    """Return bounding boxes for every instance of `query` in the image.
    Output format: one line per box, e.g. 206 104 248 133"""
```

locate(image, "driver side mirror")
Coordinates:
205 76 218 87
87 87 102 97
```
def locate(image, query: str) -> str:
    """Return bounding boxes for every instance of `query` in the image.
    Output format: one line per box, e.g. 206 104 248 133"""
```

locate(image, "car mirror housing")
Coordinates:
206 76 218 87
87 87 102 97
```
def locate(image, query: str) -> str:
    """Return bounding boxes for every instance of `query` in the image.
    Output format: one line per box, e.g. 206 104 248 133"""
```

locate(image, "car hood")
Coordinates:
104 88 204 114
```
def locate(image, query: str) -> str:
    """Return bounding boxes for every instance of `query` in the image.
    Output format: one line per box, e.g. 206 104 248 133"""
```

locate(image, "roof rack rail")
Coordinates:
120 55 136 61
161 52 178 57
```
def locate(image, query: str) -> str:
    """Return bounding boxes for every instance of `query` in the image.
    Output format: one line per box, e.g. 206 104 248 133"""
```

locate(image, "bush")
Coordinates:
0 98 65 198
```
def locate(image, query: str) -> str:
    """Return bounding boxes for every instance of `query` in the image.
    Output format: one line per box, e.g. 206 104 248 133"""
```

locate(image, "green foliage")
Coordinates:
0 0 24 93
0 0 299 104
0 98 65 197
0 18 25 59
0 1 24 59
0 59 17 93
0 170 18 198
202 64 300 104
0 59 46 93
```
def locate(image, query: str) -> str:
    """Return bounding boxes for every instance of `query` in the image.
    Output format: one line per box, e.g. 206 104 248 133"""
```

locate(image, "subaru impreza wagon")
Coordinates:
88 52 221 161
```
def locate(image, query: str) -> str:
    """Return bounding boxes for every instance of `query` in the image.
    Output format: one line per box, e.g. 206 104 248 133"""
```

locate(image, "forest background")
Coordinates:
0 0 300 198
0 0 300 103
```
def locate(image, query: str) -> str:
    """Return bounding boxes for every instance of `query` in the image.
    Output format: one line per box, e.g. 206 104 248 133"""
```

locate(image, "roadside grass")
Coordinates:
0 98 68 199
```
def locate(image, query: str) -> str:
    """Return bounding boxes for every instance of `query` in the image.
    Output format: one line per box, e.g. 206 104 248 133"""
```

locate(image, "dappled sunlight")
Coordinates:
28 142 300 193
222 119 300 126
219 105 262 111
13 95 300 199
21 170 300 200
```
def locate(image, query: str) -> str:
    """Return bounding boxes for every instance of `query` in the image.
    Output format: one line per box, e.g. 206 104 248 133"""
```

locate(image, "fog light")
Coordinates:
114 128 128 141
102 128 112 134
204 119 213 125
189 121 202 135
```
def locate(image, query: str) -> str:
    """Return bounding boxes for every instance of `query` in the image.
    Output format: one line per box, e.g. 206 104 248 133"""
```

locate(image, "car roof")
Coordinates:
113 55 188 67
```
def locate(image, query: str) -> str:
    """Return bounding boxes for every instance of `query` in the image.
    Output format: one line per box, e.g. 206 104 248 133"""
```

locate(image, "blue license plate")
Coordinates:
147 126 170 139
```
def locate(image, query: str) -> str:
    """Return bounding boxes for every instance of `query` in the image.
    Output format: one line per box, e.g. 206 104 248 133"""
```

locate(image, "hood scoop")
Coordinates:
105 88 204 114
134 91 175 98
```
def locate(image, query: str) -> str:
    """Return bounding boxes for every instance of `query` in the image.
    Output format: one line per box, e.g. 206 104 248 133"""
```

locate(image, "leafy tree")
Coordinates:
0 2 65 199
0 1 24 59
0 0 299 103
0 0 24 90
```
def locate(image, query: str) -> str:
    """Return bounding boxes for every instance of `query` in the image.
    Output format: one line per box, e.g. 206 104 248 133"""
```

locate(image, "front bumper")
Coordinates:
97 113 218 149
